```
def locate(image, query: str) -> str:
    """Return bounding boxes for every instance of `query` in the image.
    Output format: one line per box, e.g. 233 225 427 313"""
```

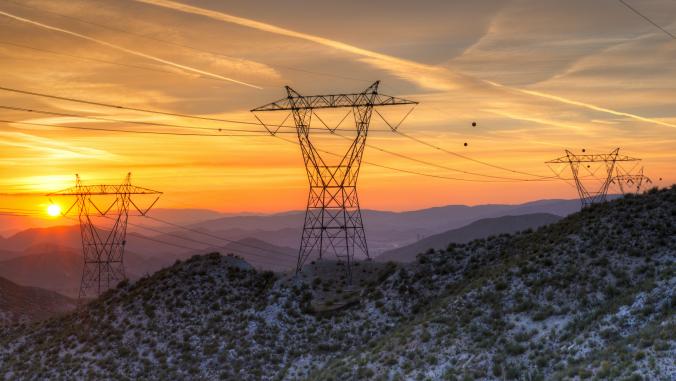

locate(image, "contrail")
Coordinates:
486 81 676 129
519 89 676 129
134 0 459 89
135 0 676 129
0 9 261 89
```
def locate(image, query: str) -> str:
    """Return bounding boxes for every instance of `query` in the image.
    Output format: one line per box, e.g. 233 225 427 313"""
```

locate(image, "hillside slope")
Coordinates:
0 187 673 380
377 213 562 263
0 277 75 327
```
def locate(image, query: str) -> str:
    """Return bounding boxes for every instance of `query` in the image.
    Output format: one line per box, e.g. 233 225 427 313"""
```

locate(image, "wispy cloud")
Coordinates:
134 0 676 131
0 8 262 89
0 130 118 161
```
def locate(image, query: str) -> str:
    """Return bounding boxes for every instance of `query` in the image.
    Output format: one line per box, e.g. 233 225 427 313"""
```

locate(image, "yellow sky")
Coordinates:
0 0 674 220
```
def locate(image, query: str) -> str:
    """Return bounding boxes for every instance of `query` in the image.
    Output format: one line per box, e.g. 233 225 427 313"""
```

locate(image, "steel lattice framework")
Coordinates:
613 166 652 195
252 81 417 282
48 173 161 301
546 148 640 208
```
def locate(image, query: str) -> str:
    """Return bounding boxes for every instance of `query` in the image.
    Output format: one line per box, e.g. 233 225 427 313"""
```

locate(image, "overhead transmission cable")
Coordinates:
329 130 555 182
272 135 530 183
0 86 576 183
0 118 260 137
142 215 297 259
58 213 297 269
0 86 384 133
391 130 557 180
0 105 289 135
617 0 676 39
0 86 278 126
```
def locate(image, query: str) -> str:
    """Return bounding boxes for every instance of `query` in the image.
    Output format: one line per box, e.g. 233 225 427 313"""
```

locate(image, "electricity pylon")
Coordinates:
613 166 652 195
252 81 417 282
48 173 161 301
546 148 640 208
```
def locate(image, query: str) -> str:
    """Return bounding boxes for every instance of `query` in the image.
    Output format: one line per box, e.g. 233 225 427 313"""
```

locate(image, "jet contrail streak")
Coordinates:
135 0 676 130
0 9 261 89
516 88 676 129
134 0 455 87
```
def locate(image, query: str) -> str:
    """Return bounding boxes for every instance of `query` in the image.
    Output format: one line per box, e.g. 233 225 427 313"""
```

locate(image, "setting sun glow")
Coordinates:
47 204 61 217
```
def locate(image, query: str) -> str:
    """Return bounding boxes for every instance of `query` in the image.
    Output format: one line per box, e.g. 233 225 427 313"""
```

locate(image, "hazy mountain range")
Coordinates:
0 198 586 298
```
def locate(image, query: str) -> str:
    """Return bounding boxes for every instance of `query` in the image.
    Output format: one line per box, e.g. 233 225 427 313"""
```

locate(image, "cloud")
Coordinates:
133 0 676 132
0 8 262 89
0 129 119 161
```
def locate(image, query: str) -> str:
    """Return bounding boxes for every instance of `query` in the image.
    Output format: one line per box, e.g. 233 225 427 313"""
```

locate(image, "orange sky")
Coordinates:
0 0 674 222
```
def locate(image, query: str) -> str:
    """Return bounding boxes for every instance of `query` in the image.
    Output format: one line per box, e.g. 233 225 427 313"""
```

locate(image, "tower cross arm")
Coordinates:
47 184 163 196
251 93 417 111
546 154 641 164
614 174 651 182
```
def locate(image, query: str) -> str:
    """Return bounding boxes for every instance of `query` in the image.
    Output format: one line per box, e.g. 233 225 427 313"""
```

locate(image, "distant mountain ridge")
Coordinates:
0 276 75 326
0 197 587 296
376 213 562 263
189 197 585 253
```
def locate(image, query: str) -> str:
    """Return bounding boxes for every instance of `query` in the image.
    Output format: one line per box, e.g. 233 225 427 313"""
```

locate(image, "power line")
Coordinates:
0 86 388 133
0 86 551 182
0 85 274 126
56 213 297 269
392 130 556 179
0 42 571 180
115 217 297 269
0 118 261 137
618 0 676 39
332 131 556 182
272 135 526 183
376 84 562 180
0 104 391 135
143 215 297 259
0 105 283 135
0 116 516 183
0 86 572 183
0 118 564 184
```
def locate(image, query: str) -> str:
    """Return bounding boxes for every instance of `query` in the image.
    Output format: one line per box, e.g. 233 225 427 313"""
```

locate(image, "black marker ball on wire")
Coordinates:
464 142 468 147
472 122 476 127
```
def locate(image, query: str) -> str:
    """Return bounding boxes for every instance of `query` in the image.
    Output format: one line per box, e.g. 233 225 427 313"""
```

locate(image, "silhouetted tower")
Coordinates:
546 148 640 208
613 166 652 195
252 81 417 282
48 173 161 301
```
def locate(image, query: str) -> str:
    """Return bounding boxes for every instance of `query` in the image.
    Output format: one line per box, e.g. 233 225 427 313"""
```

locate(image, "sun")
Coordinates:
47 204 61 217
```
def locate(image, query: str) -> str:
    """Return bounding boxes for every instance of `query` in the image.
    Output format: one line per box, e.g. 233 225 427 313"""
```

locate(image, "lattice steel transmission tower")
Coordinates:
49 173 161 301
613 166 652 195
546 148 640 208
252 81 417 282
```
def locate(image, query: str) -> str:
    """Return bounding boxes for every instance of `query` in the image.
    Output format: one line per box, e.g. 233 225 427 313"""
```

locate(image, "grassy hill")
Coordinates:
0 187 673 380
